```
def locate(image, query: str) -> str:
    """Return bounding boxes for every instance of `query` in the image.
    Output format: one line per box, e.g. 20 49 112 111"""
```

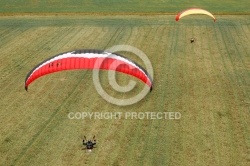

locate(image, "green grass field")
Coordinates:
0 1 250 166
0 0 249 14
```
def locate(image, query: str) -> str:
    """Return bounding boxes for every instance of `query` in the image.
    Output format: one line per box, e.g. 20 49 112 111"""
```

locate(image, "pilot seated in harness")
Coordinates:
83 136 96 150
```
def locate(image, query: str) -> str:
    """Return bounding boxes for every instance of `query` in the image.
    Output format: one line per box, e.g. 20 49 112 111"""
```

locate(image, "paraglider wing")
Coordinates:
176 8 216 22
25 49 153 91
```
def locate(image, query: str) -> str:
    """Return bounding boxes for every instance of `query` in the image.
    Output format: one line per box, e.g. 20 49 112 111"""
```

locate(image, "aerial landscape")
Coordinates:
0 0 249 165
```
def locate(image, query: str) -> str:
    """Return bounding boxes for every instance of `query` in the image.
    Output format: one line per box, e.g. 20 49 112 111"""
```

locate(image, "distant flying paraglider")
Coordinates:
25 49 153 91
175 8 216 22
190 38 195 43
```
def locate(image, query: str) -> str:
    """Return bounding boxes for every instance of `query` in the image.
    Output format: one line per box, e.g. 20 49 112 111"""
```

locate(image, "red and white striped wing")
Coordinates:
25 50 153 91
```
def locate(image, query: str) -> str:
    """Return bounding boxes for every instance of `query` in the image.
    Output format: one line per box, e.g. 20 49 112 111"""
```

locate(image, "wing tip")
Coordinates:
150 86 153 92
175 15 179 21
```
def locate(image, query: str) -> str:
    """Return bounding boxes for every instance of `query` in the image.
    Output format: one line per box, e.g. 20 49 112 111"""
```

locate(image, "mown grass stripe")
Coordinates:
162 23 181 166
205 24 223 165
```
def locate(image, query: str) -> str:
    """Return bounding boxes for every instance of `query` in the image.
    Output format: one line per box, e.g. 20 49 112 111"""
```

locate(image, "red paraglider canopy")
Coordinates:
25 49 153 91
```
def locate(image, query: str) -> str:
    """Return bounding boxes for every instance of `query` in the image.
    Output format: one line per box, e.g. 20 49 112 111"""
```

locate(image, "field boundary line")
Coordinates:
0 12 250 17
